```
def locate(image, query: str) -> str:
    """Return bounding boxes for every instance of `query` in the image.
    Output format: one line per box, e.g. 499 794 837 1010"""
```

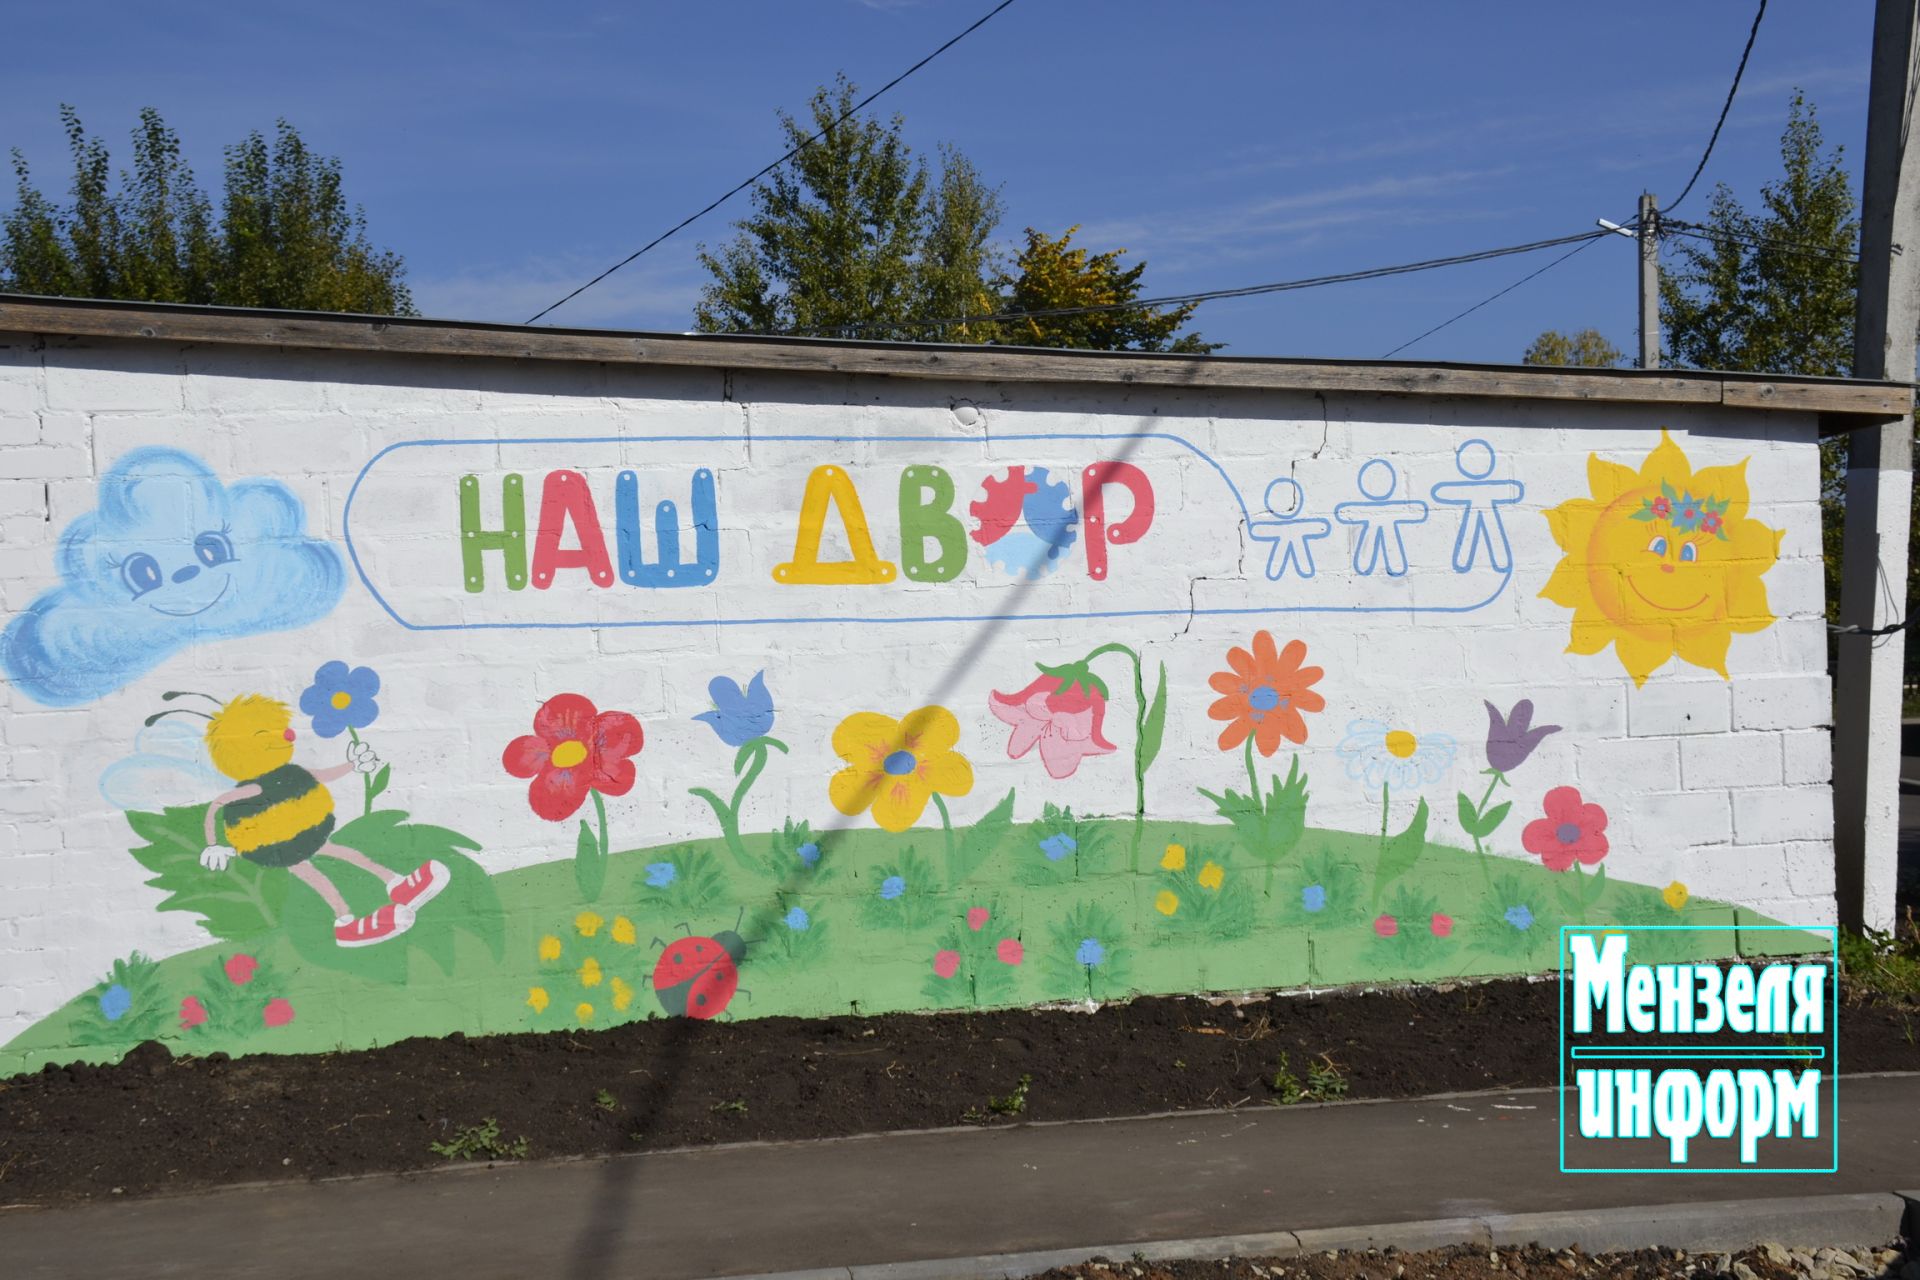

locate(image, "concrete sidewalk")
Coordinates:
3 1074 1917 1280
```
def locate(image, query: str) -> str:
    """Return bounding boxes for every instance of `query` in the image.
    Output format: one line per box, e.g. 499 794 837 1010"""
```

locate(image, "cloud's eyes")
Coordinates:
120 553 163 598
194 531 235 568
1680 542 1698 564
1647 536 1669 557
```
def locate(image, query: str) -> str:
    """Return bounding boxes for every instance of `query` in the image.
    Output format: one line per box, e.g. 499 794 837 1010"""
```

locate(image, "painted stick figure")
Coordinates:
1332 458 1428 577
1429 438 1523 573
1247 477 1332 580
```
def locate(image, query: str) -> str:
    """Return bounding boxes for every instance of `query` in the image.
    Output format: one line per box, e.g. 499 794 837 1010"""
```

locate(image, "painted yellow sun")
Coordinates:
1541 430 1781 686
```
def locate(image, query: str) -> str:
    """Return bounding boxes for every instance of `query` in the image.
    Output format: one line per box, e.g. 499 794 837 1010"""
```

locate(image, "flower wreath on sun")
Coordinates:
1541 430 1780 687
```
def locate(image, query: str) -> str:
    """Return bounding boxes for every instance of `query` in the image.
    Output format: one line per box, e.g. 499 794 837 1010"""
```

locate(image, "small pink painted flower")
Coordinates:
1373 914 1398 938
224 954 259 985
932 949 962 979
262 997 295 1028
1521 786 1610 872
967 906 990 932
996 938 1024 966
179 996 208 1031
987 673 1118 779
1430 913 1454 938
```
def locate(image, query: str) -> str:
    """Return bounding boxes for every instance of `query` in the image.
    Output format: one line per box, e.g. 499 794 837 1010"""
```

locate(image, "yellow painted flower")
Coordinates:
1198 861 1224 891
527 986 550 1013
1155 889 1179 916
611 977 634 1011
1160 844 1187 871
538 934 563 961
828 705 974 832
579 956 603 988
611 916 636 945
575 1002 594 1023
575 910 605 937
1663 881 1690 911
1543 430 1780 686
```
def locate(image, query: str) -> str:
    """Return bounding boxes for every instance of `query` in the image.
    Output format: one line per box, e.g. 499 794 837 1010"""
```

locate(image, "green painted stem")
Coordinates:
592 789 609 863
1082 641 1148 870
348 727 372 818
1244 733 1260 802
1471 769 1506 888
932 793 956 868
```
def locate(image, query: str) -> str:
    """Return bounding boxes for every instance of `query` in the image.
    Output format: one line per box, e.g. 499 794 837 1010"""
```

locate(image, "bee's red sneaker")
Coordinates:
387 860 450 911
334 903 415 948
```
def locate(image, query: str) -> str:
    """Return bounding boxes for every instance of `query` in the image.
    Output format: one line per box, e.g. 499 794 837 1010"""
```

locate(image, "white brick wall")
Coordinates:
0 332 1841 1048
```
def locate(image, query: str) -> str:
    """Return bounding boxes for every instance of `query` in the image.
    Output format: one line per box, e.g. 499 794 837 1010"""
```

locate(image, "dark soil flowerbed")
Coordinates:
1 978 1914 1206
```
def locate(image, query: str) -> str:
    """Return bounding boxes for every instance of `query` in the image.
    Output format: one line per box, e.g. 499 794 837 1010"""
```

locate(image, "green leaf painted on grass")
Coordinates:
1372 797 1431 901
1455 793 1510 840
1138 662 1169 778
124 806 285 941
948 789 1016 883
575 818 605 903
367 764 392 806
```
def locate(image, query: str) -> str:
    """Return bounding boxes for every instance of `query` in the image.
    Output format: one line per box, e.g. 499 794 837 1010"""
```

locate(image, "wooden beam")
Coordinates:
0 294 1910 422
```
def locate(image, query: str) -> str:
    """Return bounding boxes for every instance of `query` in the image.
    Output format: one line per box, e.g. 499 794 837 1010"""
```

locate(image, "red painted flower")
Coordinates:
1373 914 1398 938
1650 495 1671 519
223 953 258 985
933 949 962 979
996 938 1024 966
1430 913 1454 938
1522 786 1610 871
262 998 295 1028
503 693 644 822
179 996 208 1031
1700 512 1723 536
988 674 1117 779
967 906 990 932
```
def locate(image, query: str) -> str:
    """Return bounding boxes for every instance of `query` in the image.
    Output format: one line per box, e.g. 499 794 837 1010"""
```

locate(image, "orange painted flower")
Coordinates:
1206 632 1324 755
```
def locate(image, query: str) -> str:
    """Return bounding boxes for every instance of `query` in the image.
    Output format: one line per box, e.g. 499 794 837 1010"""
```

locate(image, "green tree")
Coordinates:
694 76 1002 340
1658 92 1876 621
3 106 413 315
993 225 1218 353
1522 328 1622 368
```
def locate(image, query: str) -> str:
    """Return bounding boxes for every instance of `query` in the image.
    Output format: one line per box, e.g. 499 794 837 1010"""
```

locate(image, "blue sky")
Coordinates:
0 1 1876 362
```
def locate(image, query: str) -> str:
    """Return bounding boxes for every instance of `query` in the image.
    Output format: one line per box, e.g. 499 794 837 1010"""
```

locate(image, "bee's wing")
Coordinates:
98 719 223 811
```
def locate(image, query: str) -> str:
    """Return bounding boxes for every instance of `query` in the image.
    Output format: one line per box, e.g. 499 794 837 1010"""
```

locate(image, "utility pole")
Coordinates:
1638 192 1660 369
1834 0 1920 933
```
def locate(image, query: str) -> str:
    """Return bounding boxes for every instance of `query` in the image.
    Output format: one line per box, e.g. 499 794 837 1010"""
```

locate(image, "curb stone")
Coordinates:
723 1193 1912 1280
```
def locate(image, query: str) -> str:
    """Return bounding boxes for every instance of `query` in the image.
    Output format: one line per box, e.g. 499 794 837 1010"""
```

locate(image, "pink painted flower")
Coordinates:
996 938 1024 966
262 998 295 1028
1430 913 1454 938
967 906 990 932
179 996 208 1031
933 949 962 979
988 674 1118 779
1373 914 1398 938
223 954 259 985
1521 786 1610 871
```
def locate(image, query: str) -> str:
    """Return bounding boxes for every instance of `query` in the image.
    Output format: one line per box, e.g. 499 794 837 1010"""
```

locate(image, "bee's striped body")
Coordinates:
222 763 336 867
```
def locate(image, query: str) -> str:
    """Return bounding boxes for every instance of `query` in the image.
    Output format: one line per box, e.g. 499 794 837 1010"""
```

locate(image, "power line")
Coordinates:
1664 219 1860 266
522 0 1019 326
811 229 1613 339
1664 0 1768 214
1379 234 1606 359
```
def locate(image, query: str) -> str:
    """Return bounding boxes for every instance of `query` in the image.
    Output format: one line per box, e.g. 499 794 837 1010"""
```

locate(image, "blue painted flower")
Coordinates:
1075 937 1106 967
796 842 821 867
1039 833 1077 862
693 671 775 747
99 983 132 1023
645 861 677 888
879 875 906 900
298 660 381 739
784 906 811 931
1504 904 1534 931
1301 884 1327 914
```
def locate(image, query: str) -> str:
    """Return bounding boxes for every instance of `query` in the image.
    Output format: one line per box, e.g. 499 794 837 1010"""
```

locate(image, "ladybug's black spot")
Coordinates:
671 951 683 964
695 994 707 1007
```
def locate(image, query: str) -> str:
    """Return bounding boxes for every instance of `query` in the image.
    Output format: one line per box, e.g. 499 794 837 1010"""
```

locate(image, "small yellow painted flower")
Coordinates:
1198 861 1224 891
575 1002 594 1023
611 976 634 1011
526 986 550 1013
538 934 563 961
1662 881 1690 911
579 956 603 988
1155 889 1179 916
611 916 636 945
1160 844 1187 871
575 911 605 937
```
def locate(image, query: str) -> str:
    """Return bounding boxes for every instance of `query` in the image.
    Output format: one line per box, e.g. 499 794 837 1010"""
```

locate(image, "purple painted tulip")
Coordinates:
1484 699 1561 774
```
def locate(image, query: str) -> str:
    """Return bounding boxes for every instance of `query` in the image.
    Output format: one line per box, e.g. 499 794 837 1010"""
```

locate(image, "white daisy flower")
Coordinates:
1336 719 1456 795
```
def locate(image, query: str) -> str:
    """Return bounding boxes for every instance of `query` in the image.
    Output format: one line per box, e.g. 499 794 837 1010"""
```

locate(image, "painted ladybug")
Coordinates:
651 926 746 1020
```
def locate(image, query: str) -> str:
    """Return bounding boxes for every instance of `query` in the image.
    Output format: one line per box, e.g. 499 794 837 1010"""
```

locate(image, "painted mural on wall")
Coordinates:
0 421 1815 1072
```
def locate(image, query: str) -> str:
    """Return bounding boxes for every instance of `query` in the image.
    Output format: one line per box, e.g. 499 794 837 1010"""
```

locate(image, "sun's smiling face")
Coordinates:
1542 431 1781 686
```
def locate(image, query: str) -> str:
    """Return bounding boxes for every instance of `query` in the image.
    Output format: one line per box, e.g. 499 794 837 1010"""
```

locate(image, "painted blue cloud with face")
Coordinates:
0 447 344 706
